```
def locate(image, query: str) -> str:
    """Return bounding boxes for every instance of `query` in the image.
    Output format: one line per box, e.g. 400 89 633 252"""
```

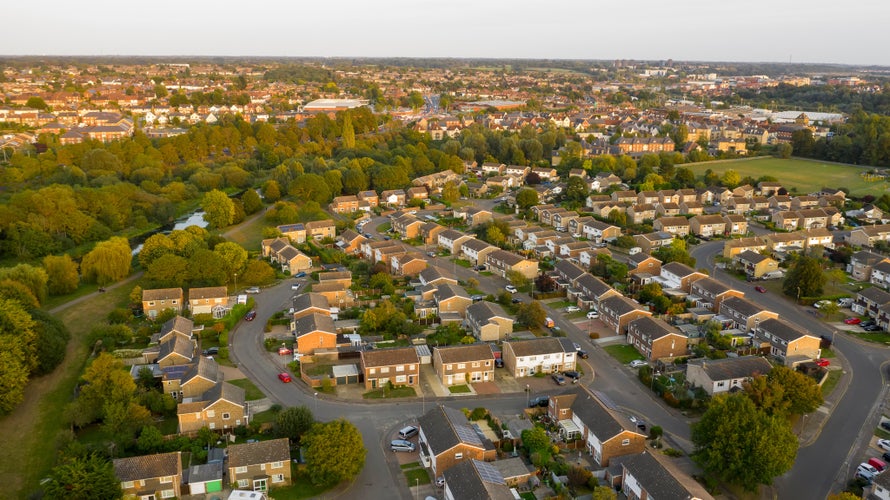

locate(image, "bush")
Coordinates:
589 332 599 339
663 448 683 457
663 392 680 407
217 347 229 360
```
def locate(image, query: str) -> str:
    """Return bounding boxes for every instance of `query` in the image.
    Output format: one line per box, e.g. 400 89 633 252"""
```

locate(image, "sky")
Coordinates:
5 0 889 66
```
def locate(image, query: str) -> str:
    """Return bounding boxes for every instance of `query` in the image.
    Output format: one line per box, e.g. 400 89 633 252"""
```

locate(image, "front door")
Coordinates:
253 478 267 491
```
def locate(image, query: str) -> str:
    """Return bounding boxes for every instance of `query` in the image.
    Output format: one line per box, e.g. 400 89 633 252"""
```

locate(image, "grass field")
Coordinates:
687 157 890 198
604 344 645 364
228 378 266 401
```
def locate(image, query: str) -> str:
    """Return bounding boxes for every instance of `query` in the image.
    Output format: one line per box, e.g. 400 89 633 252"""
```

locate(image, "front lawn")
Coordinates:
453 258 472 268
268 465 336 500
404 467 431 486
604 344 645 364
228 378 266 401
251 408 281 426
363 386 417 399
848 332 890 344
449 384 472 394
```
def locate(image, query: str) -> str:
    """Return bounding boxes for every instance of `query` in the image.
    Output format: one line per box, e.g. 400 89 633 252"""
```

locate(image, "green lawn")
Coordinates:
687 157 889 197
228 378 266 401
449 384 472 394
267 466 335 500
821 370 842 397
604 344 645 364
453 258 472 268
404 467 431 486
363 386 417 399
400 461 422 470
848 332 890 344
224 212 269 252
251 408 281 426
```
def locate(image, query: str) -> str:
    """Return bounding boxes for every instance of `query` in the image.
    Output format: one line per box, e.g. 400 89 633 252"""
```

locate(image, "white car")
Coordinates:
565 306 580 313
878 439 890 451
629 360 648 368
245 286 260 294
505 285 517 293
587 311 599 319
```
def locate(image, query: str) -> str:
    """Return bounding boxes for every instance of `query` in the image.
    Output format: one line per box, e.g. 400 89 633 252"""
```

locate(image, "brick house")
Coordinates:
391 252 428 276
360 347 420 390
465 301 514 342
330 195 360 213
293 313 337 355
689 214 726 237
720 296 780 332
418 266 459 287
227 438 292 491
291 293 331 320
418 405 497 476
142 287 183 319
432 344 495 386
188 286 229 317
304 219 336 240
177 382 246 433
653 216 690 236
612 451 713 500
734 250 778 278
848 250 888 281
752 318 821 365
114 451 183 499
686 356 773 396
485 249 538 280
502 338 576 378
626 316 688 361
599 295 652 335
690 278 744 312
433 283 473 316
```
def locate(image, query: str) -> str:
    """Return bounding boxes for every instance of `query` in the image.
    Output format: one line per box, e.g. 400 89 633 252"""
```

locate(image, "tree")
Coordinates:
608 208 627 227
515 188 539 209
77 353 138 426
592 486 618 500
521 426 549 453
241 188 263 215
486 225 506 247
441 181 460 203
535 274 557 293
276 406 315 444
303 419 366 486
564 176 589 203
137 425 165 454
240 260 277 286
201 189 235 229
80 237 132 285
29 308 70 376
26 96 49 110
0 297 36 414
138 233 176 269
783 255 826 299
721 169 741 189
766 366 824 415
506 270 530 290
45 454 122 500
0 263 49 304
341 111 356 149
777 143 793 159
263 180 282 202
652 238 695 267
516 301 546 329
145 254 189 288
691 393 797 491
187 249 228 287
43 254 79 296
213 241 248 283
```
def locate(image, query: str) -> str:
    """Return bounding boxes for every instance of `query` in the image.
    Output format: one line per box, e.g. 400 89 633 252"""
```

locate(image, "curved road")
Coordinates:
690 240 890 497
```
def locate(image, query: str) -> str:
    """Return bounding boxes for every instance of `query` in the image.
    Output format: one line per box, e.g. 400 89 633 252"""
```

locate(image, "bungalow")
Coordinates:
502 337 576 378
142 287 184 319
599 295 652 335
626 316 688 361
114 451 183 500
689 214 726 238
752 318 821 364
293 313 337 354
177 382 246 433
432 344 495 386
417 405 497 477
485 249 538 280
227 438 292 491
547 389 645 466
653 216 690 237
690 278 744 312
188 286 229 317
407 186 429 200
459 207 493 227
687 356 774 396
361 347 420 390
734 250 779 278
719 296 779 332
466 301 514 342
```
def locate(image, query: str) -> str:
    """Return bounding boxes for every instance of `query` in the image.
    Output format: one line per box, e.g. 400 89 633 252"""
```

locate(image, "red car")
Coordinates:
755 286 767 293
844 317 862 325
815 358 830 367
278 346 293 355
278 372 292 383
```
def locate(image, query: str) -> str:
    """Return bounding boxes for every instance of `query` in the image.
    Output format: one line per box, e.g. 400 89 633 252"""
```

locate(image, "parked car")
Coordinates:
573 343 582 351
427 251 437 257
494 358 504 368
528 396 549 408
363 232 373 239
474 265 487 271
244 310 257 321
565 305 580 313
883 452 890 462
754 286 767 293
878 438 890 451
862 320 876 327
813 300 831 309
845 317 862 325
278 372 292 383
202 347 219 356
544 317 555 328
563 371 581 383
869 457 888 472
629 359 648 368
246 286 261 294
291 283 302 291
814 358 830 367
294 272 307 278
511 298 522 304
881 421 890 432
436 476 445 488
278 346 292 355
858 463 879 477
505 285 518 293
577 350 589 359
390 440 416 452
865 325 883 332
471 294 486 302
586 311 599 319
398 426 419 440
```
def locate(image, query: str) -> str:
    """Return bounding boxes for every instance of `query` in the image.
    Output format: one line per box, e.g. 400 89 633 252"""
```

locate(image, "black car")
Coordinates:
244 310 257 321
881 421 890 432
865 325 883 332
494 358 504 368
528 396 549 408
577 350 589 359
202 347 219 356
511 298 522 304
563 371 581 383
551 373 567 385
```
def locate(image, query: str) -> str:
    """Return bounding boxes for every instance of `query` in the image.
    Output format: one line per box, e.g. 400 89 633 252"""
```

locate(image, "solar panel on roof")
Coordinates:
475 460 506 485
454 424 483 446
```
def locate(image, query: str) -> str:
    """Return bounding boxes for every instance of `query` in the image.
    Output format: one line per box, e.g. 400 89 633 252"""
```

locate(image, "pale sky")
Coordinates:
5 0 889 66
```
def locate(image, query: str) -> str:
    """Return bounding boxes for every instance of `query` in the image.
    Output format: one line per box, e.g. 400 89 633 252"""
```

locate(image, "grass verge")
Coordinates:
405 467 431 486
228 378 266 401
604 344 645 364
821 370 842 397
363 386 417 399
268 465 335 499
448 384 472 394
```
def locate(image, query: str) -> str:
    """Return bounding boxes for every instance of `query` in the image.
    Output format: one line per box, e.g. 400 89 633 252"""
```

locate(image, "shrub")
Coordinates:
217 347 229 360
663 448 683 457
469 407 488 420
663 392 680 407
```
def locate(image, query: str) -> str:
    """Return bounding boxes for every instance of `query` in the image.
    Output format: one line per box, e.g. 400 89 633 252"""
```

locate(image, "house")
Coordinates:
419 266 458 287
872 261 890 289
142 287 184 319
433 283 473 316
613 451 714 500
727 197 752 214
764 232 806 254
502 337 576 377
656 202 681 217
391 252 428 276
317 270 352 289
719 296 778 332
304 219 336 240
849 224 890 248
417 405 497 476
485 249 538 280
291 293 331 320
722 237 767 259
420 222 446 245
155 335 197 367
360 347 420 389
188 286 229 317
653 216 691 236
179 356 220 400
769 195 793 211
772 211 801 231
407 186 429 200
626 253 662 276
599 295 652 334
438 229 473 255
658 262 707 292
872 467 890 500
555 259 587 286
330 195 360 213
686 356 773 396
293 313 337 354
690 278 744 312
336 230 366 255
626 316 688 361
262 236 293 258
581 219 621 243
734 250 779 278
752 318 821 364
802 227 834 249
177 382 246 433
849 250 888 281
154 315 194 345
637 191 660 205
852 287 890 318
458 207 493 227
357 190 379 207
612 190 638 204
460 238 498 266
724 214 748 235
633 231 673 253
276 246 313 273
381 189 407 206
392 214 424 239
548 388 645 466
466 301 514 342
627 204 656 224
442 459 512 500
227 438 292 491
689 214 726 238
186 461 224 496
572 273 620 309
432 344 495 386
679 200 704 215
114 451 183 500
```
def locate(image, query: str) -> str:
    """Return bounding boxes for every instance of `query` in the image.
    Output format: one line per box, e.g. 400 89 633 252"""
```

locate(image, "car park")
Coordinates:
391 440 416 452
563 371 580 383
244 310 257 321
629 360 647 368
565 305 580 313
505 285 517 293
398 426 419 439
577 350 589 359
754 286 767 293
528 396 549 408
278 372 292 383
586 311 599 319
246 286 260 294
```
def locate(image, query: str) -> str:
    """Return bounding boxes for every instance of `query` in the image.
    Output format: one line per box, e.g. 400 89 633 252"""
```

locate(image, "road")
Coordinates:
690 240 890 497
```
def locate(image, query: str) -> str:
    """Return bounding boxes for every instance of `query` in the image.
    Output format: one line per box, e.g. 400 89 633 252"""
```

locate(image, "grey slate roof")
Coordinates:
157 335 196 362
505 337 573 358
758 318 814 343
434 344 494 364
600 295 646 316
627 316 683 340
443 459 511 500
419 266 457 284
201 381 245 408
434 283 470 302
687 356 772 381
859 286 890 304
187 461 223 485
419 405 487 456
661 261 697 278
292 292 330 312
294 313 336 337
720 296 766 317
466 301 511 324
183 356 219 385
736 250 770 264
228 438 290 468
564 388 640 441
618 452 700 500
114 451 182 482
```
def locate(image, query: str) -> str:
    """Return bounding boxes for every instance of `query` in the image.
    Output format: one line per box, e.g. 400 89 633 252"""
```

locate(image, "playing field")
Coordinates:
686 157 890 198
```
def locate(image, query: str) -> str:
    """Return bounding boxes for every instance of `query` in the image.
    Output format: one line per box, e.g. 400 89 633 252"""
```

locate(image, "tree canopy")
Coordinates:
782 255 826 299
302 419 366 486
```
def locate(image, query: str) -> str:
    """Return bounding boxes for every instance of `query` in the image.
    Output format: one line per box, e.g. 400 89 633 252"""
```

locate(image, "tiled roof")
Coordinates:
114 451 182 482
435 344 494 364
361 347 419 368
294 313 336 336
228 438 290 468
687 356 772 381
505 338 573 358
143 287 183 301
188 286 227 301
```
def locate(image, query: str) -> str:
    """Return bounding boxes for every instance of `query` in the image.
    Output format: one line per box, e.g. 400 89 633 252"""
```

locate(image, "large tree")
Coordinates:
515 188 539 209
43 254 80 296
745 366 823 416
303 419 366 486
81 237 132 285
45 454 122 500
0 298 37 414
516 301 546 329
276 406 315 444
201 189 236 229
691 393 797 492
782 255 826 299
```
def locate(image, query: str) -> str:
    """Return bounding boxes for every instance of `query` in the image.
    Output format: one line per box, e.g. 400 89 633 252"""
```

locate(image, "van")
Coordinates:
398 426 418 440
544 317 555 328
628 247 642 255
390 440 416 452
869 457 887 472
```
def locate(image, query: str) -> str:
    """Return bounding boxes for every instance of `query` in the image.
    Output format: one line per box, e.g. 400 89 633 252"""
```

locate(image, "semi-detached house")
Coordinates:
502 337 576 377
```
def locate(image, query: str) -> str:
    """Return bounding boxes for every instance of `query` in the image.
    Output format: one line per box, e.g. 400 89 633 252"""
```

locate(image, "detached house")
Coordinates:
734 250 778 278
466 301 514 342
177 382 246 433
142 287 183 319
687 356 773 396
433 344 495 386
227 438 292 491
360 347 420 390
188 286 229 317
502 337 576 378
689 214 726 237
418 405 497 477
293 313 337 354
114 451 183 500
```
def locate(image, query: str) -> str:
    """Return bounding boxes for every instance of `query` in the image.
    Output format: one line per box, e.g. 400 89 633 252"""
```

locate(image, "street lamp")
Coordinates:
526 384 530 408
314 392 318 414
799 413 809 438
234 273 237 293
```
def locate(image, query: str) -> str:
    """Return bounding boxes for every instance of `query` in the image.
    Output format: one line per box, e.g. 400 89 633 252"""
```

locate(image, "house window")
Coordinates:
160 475 172 484
272 461 283 469
207 410 215 418
237 479 249 488
455 453 463 459
717 381 726 387
172 300 178 304
369 368 375 374
122 481 134 489
235 466 248 474
149 301 156 306
381 367 390 373
457 363 466 369
161 490 175 499
446 364 452 370
396 365 405 372
622 439 630 446
395 375 407 383
272 474 285 483
223 412 231 420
